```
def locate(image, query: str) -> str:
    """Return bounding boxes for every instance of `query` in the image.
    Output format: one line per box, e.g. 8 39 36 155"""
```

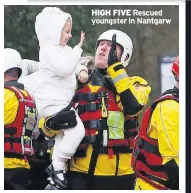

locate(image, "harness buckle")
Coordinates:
99 90 108 118
85 93 96 102
87 102 97 111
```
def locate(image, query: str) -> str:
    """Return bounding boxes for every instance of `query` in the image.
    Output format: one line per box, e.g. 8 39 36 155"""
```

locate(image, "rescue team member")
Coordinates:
39 29 151 190
4 48 38 190
132 56 179 190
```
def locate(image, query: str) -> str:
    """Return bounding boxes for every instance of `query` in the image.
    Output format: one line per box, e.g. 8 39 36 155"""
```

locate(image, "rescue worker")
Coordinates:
39 29 151 190
4 48 38 190
132 56 179 190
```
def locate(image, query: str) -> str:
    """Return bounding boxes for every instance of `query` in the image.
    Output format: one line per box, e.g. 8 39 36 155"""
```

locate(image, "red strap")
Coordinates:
108 139 129 147
24 156 28 163
108 148 113 159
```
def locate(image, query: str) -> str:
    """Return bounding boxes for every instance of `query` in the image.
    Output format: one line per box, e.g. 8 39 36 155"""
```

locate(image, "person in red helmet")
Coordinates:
132 56 179 190
172 56 179 81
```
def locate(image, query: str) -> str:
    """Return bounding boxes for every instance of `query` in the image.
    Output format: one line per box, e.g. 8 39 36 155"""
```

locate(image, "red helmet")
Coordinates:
172 56 179 80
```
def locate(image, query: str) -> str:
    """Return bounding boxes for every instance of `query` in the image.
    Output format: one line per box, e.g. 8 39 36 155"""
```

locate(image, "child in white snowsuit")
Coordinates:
34 7 88 189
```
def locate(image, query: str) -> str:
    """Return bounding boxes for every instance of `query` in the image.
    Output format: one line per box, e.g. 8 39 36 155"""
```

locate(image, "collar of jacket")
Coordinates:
4 80 24 90
162 87 179 99
94 67 108 77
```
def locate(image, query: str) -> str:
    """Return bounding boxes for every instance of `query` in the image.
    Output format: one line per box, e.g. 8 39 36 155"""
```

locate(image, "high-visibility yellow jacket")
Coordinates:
135 97 179 189
4 88 30 169
39 62 151 176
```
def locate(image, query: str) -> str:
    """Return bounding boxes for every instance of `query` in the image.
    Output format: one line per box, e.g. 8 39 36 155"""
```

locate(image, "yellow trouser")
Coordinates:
134 177 158 190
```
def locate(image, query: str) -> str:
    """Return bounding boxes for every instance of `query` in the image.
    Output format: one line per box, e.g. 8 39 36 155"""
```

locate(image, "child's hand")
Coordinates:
78 70 89 83
78 31 85 48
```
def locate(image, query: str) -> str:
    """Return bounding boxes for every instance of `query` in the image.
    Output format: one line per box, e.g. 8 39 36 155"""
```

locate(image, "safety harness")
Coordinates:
4 83 37 157
73 68 138 188
132 88 179 190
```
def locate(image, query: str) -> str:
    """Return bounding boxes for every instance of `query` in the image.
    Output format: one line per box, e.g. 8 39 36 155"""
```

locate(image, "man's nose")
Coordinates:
101 44 107 51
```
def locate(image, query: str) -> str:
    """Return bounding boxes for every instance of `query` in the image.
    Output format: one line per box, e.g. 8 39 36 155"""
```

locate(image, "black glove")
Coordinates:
108 34 119 66
164 159 179 190
47 110 77 130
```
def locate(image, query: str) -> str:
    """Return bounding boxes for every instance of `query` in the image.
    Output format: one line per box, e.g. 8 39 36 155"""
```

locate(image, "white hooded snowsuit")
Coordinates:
24 7 85 164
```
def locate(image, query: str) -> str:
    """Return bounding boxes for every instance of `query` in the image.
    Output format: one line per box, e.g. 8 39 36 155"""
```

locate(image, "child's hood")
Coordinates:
35 7 71 47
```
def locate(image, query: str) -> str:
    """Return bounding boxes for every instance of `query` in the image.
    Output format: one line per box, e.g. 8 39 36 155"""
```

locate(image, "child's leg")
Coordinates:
57 110 85 159
51 132 66 171
45 131 70 187
45 109 85 189
49 110 85 184
44 132 65 189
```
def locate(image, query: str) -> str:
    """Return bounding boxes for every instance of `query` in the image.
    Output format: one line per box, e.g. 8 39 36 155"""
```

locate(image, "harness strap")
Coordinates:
4 127 17 135
73 93 100 102
4 137 21 151
98 146 133 154
78 103 101 115
83 120 103 130
87 132 102 189
126 128 138 138
86 117 107 189
138 138 160 156
115 152 119 176
139 171 168 186
4 137 21 143
81 135 97 144
137 153 166 172
4 152 26 159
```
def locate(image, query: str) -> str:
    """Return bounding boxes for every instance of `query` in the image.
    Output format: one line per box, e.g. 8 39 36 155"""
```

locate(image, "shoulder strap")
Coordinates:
5 85 34 103
5 86 25 100
139 92 178 137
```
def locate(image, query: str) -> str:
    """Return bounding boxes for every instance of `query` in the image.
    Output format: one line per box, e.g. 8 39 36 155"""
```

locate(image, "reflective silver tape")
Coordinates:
113 72 128 84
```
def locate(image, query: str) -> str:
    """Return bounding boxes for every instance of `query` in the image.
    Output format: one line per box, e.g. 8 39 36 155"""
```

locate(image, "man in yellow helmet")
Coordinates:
38 30 151 190
132 56 179 190
4 48 38 189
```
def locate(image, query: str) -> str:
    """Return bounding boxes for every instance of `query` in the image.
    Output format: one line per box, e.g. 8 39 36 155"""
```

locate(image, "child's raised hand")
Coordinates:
80 31 85 43
78 31 85 48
